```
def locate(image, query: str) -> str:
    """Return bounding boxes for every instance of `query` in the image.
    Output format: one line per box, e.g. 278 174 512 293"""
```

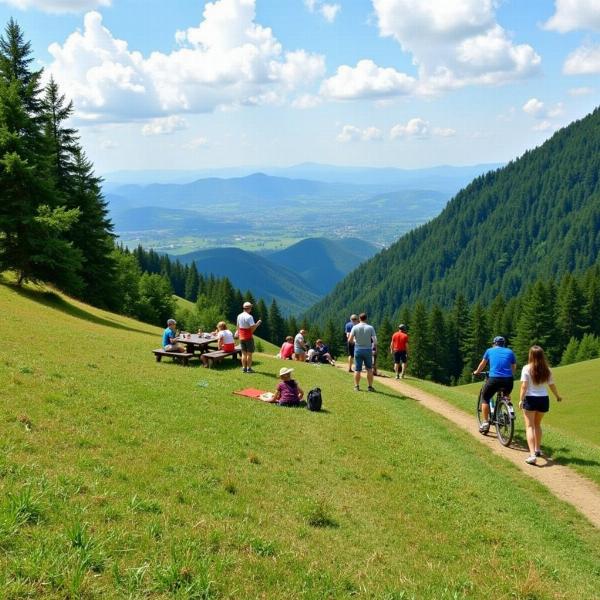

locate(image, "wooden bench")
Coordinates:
152 349 195 366
201 346 241 368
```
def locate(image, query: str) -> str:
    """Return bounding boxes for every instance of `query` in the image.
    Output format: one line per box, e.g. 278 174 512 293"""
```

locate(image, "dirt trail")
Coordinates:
343 367 600 528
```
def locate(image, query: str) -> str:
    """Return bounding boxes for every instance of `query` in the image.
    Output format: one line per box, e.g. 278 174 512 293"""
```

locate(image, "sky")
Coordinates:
1 0 599 174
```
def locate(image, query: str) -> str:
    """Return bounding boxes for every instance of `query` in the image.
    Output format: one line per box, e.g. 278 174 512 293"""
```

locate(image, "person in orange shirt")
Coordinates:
235 301 262 373
390 324 409 379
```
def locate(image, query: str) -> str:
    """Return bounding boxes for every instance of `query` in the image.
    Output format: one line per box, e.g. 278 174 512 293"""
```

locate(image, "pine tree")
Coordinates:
256 298 270 341
560 337 580 366
377 316 394 372
461 303 490 381
268 299 285 345
184 263 200 301
410 302 431 379
574 333 600 363
323 319 341 358
557 273 588 343
583 266 600 336
428 305 450 384
448 294 470 382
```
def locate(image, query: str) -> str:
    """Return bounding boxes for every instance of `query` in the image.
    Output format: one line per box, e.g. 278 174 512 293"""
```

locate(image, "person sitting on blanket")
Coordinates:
265 367 304 406
216 321 236 352
162 318 184 352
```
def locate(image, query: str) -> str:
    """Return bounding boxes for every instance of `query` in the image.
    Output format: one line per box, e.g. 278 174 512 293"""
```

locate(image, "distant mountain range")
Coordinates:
306 106 600 325
103 162 501 194
173 237 378 314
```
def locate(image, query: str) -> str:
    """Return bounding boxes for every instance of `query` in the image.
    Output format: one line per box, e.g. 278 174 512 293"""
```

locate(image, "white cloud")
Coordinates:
321 4 341 22
372 0 541 91
99 139 117 149
532 120 553 132
291 94 322 109
0 0 110 12
389 118 455 139
48 1 325 122
184 136 210 149
321 59 416 100
563 43 600 74
543 0 600 33
141 115 188 136
304 0 341 23
336 124 382 142
568 86 594 95
390 118 431 139
522 98 564 119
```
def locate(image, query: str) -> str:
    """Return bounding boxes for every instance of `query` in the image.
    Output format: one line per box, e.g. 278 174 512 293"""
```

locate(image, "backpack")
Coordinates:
307 387 322 412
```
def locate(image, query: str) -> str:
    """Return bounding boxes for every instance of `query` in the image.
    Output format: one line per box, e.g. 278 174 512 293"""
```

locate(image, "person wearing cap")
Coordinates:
273 366 304 406
236 301 262 373
294 329 308 361
162 318 184 352
345 314 359 372
348 312 377 392
390 324 409 379
473 336 517 432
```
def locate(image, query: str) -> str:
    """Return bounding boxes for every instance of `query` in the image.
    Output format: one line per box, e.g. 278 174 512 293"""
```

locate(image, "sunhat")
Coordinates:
279 367 294 377
243 301 252 308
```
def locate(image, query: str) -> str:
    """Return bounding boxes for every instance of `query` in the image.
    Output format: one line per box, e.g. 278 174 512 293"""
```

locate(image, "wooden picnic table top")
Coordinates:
174 333 219 349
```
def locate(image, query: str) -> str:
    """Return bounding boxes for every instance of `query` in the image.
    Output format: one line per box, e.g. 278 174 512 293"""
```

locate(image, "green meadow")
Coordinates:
1 280 599 598
407 364 600 487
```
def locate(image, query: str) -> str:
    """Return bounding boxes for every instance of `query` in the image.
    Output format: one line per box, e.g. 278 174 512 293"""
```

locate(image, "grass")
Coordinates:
0 279 599 598
403 365 600 487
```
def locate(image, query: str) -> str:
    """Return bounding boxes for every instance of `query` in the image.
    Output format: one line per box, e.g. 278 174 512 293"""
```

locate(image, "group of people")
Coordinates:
278 331 335 365
473 336 563 465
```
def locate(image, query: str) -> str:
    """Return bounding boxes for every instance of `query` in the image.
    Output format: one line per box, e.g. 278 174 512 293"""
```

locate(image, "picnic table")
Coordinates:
174 333 219 355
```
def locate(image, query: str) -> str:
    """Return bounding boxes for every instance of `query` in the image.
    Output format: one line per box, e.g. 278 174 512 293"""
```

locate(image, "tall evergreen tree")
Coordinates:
256 298 270 341
377 316 394 372
184 262 200 301
410 302 431 379
557 273 588 344
428 305 450 384
268 299 285 345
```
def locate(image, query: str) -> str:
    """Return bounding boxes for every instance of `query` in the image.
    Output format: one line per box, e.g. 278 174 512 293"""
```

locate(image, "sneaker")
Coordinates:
242 367 247 373
534 450 545 458
395 374 400 379
479 421 490 433
246 367 255 373
367 386 375 392
525 455 537 465
354 385 360 391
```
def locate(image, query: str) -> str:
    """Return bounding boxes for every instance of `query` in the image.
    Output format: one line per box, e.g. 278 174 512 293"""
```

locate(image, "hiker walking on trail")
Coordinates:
348 313 377 392
390 324 409 379
236 301 261 373
519 345 563 465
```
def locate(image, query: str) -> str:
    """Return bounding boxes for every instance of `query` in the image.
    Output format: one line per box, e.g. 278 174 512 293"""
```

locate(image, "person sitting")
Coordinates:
279 335 295 360
313 339 335 365
162 319 184 352
267 367 304 407
216 321 235 352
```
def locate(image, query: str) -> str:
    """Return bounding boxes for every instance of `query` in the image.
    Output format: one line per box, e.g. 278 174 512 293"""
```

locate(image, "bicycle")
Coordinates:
475 372 516 446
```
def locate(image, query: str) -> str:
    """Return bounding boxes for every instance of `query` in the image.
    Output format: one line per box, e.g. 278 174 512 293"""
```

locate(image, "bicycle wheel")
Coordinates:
476 391 488 434
495 398 514 446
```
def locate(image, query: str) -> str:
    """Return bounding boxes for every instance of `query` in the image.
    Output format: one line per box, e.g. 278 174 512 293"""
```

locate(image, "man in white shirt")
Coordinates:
348 313 377 392
236 301 262 373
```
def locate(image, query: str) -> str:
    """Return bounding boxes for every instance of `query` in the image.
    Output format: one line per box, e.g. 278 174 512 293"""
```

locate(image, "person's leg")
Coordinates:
354 353 363 387
534 412 544 453
348 353 353 371
366 368 374 387
241 350 248 369
247 351 253 369
523 410 537 456
401 360 407 378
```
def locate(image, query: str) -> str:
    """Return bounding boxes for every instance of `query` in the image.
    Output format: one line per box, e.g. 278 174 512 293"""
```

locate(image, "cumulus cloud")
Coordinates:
543 0 600 33
184 136 210 149
563 43 600 74
304 0 341 23
0 0 110 12
291 94 322 109
47 0 325 122
321 59 415 100
568 86 594 95
372 0 541 91
336 124 383 142
522 98 564 119
141 115 188 136
389 117 455 139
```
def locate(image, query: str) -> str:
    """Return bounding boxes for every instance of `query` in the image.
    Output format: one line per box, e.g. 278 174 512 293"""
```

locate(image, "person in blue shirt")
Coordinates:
162 318 184 352
344 314 359 372
473 336 516 432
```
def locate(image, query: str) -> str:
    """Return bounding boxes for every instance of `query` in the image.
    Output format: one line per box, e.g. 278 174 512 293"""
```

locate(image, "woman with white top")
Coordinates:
519 345 563 465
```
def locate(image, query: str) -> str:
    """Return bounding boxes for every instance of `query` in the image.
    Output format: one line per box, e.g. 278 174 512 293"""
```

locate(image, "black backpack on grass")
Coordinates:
307 387 322 411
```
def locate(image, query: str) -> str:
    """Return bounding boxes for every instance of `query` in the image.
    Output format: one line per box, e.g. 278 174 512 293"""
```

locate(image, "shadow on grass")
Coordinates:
5 282 155 337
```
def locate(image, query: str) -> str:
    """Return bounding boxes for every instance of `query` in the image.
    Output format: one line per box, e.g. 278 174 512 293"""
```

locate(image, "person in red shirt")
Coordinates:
279 336 294 360
390 324 409 379
235 301 262 373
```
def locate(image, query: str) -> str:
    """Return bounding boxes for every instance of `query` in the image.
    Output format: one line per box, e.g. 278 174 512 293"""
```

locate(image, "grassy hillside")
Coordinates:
404 362 600 486
1 279 599 598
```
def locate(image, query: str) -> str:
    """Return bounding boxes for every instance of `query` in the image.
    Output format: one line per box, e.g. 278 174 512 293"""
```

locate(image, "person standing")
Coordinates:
519 345 563 465
236 301 262 373
294 329 308 361
473 336 516 433
345 314 359 372
390 324 409 379
348 313 377 392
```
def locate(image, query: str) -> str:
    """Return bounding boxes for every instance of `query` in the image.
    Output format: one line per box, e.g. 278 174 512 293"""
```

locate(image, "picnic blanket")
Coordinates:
233 388 275 402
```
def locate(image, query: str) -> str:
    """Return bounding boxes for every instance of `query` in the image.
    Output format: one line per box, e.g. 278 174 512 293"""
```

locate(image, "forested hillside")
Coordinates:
307 106 600 325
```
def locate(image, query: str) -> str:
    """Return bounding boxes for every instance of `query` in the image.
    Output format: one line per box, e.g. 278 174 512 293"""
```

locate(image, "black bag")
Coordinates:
307 387 322 412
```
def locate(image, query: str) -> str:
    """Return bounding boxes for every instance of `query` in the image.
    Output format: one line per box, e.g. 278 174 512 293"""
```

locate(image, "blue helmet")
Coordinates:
493 336 506 346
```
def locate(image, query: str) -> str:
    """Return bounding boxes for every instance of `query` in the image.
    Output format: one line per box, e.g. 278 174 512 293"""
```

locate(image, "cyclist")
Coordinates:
473 336 516 433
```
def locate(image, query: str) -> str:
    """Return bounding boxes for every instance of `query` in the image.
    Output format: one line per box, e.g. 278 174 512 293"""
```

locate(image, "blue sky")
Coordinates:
1 0 599 174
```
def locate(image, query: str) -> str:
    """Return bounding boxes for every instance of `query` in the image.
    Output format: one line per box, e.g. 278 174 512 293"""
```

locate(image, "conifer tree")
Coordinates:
184 262 199 301
268 299 285 345
377 316 394 372
557 274 587 343
583 266 600 336
461 303 490 381
410 302 431 379
428 305 450 384
448 294 470 382
560 337 580 366
574 333 600 363
323 319 340 358
256 298 270 341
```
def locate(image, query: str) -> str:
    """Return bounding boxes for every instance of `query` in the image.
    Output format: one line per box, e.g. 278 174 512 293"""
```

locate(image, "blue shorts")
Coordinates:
522 395 549 413
354 348 373 371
